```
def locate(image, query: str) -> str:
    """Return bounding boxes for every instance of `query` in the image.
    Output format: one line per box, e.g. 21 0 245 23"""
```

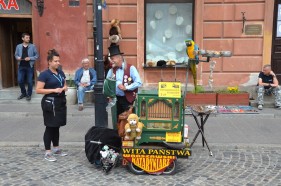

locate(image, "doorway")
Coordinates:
272 0 281 83
0 18 32 89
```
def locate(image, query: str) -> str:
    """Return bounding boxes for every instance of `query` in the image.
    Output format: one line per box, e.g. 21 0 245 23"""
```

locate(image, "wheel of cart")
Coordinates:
127 158 177 175
127 162 145 175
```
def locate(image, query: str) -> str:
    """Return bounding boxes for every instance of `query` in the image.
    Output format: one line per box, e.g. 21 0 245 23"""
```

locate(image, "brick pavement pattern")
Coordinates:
1 145 281 186
1 104 281 185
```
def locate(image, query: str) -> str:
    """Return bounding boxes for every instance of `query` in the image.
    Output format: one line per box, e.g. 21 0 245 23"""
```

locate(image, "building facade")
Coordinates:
0 0 280 90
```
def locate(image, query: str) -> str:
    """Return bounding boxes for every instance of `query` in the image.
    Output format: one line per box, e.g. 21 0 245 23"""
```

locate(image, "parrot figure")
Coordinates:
185 39 199 93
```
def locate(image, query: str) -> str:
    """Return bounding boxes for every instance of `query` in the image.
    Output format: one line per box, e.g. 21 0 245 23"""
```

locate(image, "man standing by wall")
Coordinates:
74 58 97 111
15 33 39 101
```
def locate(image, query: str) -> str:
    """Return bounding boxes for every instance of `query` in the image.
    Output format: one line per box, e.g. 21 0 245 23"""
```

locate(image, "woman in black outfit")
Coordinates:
36 49 68 162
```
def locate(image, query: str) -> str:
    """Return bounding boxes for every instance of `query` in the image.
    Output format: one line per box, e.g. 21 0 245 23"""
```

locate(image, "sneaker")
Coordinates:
53 149 68 156
44 153 57 162
258 105 263 110
78 105 83 111
26 96 31 101
276 106 281 110
17 94 26 100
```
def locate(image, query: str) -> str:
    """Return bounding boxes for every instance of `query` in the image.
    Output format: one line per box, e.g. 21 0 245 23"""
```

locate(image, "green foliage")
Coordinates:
67 74 75 87
192 85 205 94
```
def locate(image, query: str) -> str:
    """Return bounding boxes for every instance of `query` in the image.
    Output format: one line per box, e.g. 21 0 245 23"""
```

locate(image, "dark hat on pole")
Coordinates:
108 45 124 57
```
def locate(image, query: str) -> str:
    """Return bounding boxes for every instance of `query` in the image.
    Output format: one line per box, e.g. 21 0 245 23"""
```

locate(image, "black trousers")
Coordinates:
116 96 131 117
43 126 60 150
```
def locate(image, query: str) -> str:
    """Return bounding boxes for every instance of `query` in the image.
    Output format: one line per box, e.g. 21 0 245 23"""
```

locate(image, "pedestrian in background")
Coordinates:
74 58 97 111
36 49 68 162
15 33 39 101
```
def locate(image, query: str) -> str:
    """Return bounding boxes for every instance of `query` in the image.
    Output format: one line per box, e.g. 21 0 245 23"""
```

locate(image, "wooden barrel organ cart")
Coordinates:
121 89 191 175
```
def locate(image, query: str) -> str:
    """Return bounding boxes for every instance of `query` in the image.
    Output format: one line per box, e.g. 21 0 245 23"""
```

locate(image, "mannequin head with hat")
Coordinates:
108 45 124 69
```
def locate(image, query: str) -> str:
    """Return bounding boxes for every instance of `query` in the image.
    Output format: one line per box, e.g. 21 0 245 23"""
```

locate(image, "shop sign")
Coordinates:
122 148 191 157
0 0 31 14
158 82 181 98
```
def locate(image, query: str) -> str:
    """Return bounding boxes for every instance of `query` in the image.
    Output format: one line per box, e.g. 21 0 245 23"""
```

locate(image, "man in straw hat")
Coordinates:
106 45 142 117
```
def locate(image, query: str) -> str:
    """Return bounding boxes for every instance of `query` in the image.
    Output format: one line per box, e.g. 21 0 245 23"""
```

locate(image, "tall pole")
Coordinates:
93 0 108 127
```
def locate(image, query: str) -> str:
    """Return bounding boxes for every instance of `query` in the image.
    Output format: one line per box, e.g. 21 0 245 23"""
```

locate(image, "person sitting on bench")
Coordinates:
257 64 281 110
74 58 97 111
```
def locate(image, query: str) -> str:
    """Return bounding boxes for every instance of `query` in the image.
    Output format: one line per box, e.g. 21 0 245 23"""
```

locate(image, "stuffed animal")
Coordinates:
100 145 110 159
109 19 122 46
99 145 119 173
124 113 144 140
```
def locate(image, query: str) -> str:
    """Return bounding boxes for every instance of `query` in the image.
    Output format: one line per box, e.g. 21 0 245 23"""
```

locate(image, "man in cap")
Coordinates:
106 45 142 117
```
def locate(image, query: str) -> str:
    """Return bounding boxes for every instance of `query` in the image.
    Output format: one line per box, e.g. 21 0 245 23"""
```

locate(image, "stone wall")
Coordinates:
86 0 274 89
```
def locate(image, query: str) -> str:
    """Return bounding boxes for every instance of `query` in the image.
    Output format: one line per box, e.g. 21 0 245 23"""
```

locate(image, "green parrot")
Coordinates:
185 39 199 93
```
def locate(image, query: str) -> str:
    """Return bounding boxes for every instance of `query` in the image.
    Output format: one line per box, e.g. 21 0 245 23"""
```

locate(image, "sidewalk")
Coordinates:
0 103 96 147
0 102 281 147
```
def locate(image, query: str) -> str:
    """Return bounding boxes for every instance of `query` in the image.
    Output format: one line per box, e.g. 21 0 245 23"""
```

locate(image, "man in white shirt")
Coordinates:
74 58 97 111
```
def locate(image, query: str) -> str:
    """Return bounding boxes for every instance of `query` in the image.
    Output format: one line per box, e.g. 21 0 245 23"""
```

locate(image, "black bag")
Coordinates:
85 126 122 164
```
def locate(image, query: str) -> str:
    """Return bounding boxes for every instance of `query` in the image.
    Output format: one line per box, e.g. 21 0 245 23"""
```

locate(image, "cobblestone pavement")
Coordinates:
1 145 281 186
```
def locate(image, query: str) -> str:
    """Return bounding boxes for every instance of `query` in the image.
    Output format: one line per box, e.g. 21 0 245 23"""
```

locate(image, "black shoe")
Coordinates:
26 96 31 101
17 94 26 100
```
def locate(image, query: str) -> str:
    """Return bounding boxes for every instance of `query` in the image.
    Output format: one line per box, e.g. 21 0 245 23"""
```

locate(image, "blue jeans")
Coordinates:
18 66 34 96
77 85 94 104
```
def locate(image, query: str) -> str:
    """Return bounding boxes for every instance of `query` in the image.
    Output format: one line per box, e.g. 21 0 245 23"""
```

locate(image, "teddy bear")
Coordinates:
124 113 144 140
109 19 122 46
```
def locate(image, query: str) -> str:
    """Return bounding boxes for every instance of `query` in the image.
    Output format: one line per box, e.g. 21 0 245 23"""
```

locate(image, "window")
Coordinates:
277 4 281 37
69 0 80 7
145 0 194 67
